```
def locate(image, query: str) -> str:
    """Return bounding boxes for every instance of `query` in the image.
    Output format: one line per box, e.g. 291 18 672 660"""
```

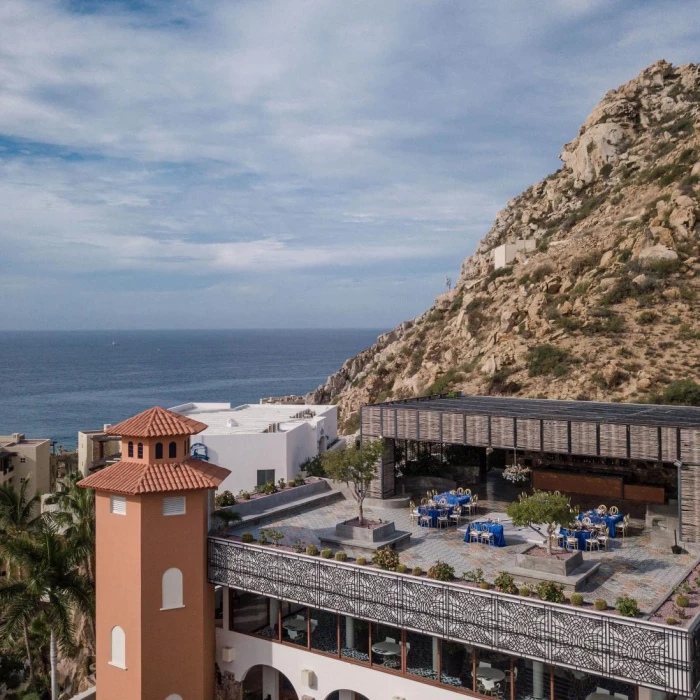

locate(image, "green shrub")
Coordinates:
335 551 348 562
427 561 455 581
518 273 531 286
527 344 571 377
292 539 306 553
215 490 236 508
238 490 251 500
570 593 584 606
487 267 512 283
342 412 361 434
373 547 400 571
615 595 640 617
478 581 490 590
412 566 423 576
462 568 485 584
262 481 278 495
320 548 333 559
594 598 607 611
676 594 690 608
306 544 319 556
666 616 678 625
519 586 531 597
356 556 367 566
599 163 613 177
570 251 600 275
396 563 408 574
494 571 518 594
661 380 700 406
241 532 255 543
536 581 565 603
637 310 657 325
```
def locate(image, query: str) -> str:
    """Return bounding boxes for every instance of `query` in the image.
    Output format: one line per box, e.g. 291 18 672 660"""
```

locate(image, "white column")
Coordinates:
532 660 544 699
262 665 280 700
345 616 354 649
269 599 279 629
432 637 439 673
339 691 354 700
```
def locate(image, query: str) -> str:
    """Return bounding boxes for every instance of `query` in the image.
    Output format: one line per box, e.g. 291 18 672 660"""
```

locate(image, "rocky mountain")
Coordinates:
307 60 700 432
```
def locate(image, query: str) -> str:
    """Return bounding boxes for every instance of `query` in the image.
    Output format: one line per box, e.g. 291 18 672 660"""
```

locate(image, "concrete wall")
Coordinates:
493 239 536 269
1 439 51 495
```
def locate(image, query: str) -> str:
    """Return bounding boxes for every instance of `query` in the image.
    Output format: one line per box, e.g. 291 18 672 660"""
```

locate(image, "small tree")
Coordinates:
506 490 575 555
321 440 385 526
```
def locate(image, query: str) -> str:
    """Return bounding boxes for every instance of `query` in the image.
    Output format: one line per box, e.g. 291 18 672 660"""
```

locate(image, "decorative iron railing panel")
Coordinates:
208 537 694 695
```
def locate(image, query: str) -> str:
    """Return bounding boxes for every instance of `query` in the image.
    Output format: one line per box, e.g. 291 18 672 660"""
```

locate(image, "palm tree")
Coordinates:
45 473 95 584
0 480 41 681
0 517 94 700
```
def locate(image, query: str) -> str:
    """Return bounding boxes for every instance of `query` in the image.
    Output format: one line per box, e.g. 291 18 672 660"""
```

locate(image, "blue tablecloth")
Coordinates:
418 505 452 528
434 492 472 507
464 522 506 547
560 528 593 550
578 511 624 537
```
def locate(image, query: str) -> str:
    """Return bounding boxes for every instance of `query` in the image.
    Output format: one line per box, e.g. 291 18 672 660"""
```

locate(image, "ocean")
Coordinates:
0 329 382 449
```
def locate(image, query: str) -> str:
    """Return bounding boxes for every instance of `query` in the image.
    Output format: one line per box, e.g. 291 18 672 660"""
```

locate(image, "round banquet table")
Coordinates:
372 641 401 656
282 618 306 632
476 667 506 682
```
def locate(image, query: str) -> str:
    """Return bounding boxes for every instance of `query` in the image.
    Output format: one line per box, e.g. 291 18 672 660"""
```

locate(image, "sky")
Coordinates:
1 0 699 330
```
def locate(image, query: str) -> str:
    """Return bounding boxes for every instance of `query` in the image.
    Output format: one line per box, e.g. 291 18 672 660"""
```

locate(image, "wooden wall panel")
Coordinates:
419 411 441 442
571 421 597 456
623 484 665 503
661 427 679 462
442 413 465 444
681 429 700 464
517 418 541 451
465 415 489 446
543 420 568 453
599 423 628 458
532 470 623 498
490 416 514 449
630 425 659 461
681 464 700 543
395 409 418 440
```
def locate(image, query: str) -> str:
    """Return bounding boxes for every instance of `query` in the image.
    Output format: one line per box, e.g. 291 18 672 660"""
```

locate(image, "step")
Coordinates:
236 489 344 527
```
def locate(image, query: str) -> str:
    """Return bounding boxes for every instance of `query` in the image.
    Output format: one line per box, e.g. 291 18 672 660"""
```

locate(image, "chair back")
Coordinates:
420 497 427 505
457 487 464 495
449 489 457 495
582 517 591 526
465 489 472 495
454 506 461 515
385 636 396 643
409 500 416 509
598 504 607 514
473 495 478 502
609 506 619 515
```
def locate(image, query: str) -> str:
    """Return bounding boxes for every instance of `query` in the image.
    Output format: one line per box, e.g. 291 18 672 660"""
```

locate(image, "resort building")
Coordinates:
169 402 338 493
81 397 700 700
0 432 51 495
77 425 121 476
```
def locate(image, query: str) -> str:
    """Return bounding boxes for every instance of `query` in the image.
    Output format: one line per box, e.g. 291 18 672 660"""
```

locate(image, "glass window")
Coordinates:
552 670 635 700
169 441 177 459
407 631 439 683
282 606 308 647
475 649 511 699
214 586 223 629
257 469 275 486
514 659 551 700
230 591 270 634
310 608 337 655
137 443 143 459
371 623 402 669
340 616 369 664
155 442 163 459
127 441 133 458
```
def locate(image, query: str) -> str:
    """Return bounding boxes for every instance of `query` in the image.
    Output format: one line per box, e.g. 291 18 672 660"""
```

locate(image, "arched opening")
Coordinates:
127 441 134 458
155 442 163 459
241 664 299 700
162 568 183 609
165 695 183 700
110 626 125 669
169 441 177 459
137 442 143 459
325 692 370 700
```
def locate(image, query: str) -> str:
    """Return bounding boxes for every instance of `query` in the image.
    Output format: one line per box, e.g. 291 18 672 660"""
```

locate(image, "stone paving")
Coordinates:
229 490 697 614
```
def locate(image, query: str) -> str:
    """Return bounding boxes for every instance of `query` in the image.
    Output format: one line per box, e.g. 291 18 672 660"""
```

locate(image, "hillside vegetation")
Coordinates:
306 60 700 431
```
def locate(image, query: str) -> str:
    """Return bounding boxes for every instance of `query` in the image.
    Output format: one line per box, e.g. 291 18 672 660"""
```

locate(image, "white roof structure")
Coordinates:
169 402 335 436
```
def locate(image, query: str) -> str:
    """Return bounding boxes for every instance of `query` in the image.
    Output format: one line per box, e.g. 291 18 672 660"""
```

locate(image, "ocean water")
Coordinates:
0 329 382 449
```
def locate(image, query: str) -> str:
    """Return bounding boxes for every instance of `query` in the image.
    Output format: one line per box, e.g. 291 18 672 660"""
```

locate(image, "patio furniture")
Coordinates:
457 487 465 495
418 504 454 528
477 667 506 682
409 501 420 524
585 536 600 551
597 527 611 551
434 491 472 507
449 489 458 495
609 506 619 515
371 638 401 661
480 528 494 545
565 533 579 551
598 504 608 514
469 524 480 542
560 527 591 551
437 509 450 529
578 510 624 537
465 522 506 547
419 511 433 528
449 505 463 526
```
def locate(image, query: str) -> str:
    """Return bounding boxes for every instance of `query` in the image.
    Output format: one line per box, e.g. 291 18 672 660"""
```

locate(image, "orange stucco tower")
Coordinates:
79 407 230 700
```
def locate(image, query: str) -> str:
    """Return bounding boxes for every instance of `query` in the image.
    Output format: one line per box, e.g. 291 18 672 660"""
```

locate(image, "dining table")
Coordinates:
282 618 306 632
434 491 472 507
372 640 401 657
464 522 507 547
578 511 624 537
418 504 452 528
476 667 506 682
560 527 594 550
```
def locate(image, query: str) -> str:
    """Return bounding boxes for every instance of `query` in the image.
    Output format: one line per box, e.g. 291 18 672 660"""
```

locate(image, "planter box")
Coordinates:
335 519 396 542
221 479 329 517
516 546 583 576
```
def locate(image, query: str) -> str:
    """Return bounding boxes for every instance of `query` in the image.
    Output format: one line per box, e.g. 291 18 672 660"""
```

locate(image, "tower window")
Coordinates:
169 441 177 459
165 695 183 700
155 442 163 459
161 568 184 610
137 443 143 459
127 441 133 458
110 495 126 515
163 496 186 516
110 626 126 669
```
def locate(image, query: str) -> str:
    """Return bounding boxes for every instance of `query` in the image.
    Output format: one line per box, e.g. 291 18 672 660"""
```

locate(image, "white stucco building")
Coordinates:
170 402 338 493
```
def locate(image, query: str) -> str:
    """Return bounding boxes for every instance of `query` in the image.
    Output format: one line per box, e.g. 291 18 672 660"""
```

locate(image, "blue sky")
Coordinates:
1 0 699 330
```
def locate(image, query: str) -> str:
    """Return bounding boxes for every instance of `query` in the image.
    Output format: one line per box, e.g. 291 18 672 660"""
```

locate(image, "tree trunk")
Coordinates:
23 620 34 683
358 499 364 526
50 629 58 700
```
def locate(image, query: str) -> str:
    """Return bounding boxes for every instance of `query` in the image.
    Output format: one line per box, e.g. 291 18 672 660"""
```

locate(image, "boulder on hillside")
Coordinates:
638 244 679 264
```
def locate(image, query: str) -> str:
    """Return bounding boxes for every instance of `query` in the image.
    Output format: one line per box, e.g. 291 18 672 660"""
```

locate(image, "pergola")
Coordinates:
360 395 700 540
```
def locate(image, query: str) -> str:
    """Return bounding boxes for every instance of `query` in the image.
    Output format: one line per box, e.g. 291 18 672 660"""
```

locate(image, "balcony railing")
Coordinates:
208 537 700 696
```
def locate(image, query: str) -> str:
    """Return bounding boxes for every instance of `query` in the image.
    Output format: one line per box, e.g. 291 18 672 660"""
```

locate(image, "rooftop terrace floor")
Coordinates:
229 477 697 615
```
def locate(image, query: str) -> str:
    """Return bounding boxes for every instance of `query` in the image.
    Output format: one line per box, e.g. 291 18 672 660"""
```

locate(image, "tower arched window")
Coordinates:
137 443 143 459
169 441 177 459
162 568 184 610
165 695 183 700
110 626 126 669
155 442 163 459
127 441 133 458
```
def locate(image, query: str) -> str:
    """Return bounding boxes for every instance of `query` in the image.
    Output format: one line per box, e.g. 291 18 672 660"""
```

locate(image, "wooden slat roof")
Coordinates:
372 395 700 428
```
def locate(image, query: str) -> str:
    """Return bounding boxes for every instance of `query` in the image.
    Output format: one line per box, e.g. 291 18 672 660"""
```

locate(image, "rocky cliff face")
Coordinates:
307 60 700 432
